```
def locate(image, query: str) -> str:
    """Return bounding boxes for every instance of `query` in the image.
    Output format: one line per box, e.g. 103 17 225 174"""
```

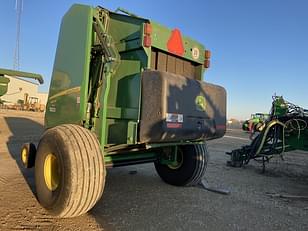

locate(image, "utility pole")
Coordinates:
13 0 23 70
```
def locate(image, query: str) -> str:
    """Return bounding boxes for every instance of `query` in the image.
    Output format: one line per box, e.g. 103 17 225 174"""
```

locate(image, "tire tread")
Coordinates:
35 124 105 218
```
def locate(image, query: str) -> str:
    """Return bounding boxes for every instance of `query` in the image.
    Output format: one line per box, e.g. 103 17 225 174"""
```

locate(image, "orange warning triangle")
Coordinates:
167 29 185 56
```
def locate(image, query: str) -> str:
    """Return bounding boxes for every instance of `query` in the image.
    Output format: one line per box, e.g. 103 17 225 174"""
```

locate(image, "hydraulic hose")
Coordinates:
255 120 286 156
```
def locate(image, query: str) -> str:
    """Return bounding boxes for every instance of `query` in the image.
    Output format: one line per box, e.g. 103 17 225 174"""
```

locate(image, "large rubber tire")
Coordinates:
154 144 209 186
35 124 105 218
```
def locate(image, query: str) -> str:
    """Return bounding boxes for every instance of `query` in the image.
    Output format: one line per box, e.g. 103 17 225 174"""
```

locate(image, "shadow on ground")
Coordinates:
5 116 44 194
4 116 181 230
3 116 308 230
89 165 211 231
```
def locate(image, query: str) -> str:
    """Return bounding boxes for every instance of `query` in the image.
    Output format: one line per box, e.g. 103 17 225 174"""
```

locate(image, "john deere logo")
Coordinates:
192 47 200 60
195 95 206 111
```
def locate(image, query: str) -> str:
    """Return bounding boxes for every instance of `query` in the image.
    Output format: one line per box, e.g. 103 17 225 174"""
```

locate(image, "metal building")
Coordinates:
1 75 48 107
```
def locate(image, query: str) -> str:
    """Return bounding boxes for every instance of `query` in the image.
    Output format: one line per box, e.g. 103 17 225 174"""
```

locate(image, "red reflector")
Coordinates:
216 124 226 130
205 50 211 59
166 123 182 129
144 35 151 47
204 59 210 68
167 29 185 56
144 23 152 35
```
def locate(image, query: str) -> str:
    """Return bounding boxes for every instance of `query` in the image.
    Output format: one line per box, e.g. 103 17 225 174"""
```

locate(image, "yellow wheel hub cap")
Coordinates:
21 148 28 165
44 153 60 191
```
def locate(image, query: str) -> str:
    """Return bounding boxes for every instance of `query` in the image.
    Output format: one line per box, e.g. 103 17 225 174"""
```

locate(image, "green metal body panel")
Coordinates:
272 96 288 116
285 134 308 152
44 4 223 166
150 22 205 65
45 5 93 128
104 151 157 167
148 22 205 81
102 13 149 145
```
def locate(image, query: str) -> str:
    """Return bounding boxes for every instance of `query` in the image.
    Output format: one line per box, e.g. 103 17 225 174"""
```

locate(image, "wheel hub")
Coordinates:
21 148 28 165
167 148 183 170
44 153 60 191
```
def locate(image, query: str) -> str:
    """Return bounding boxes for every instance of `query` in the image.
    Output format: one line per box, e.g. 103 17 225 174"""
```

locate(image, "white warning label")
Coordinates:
166 113 184 123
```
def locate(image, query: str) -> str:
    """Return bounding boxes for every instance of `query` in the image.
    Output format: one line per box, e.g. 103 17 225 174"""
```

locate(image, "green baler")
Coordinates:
21 4 226 217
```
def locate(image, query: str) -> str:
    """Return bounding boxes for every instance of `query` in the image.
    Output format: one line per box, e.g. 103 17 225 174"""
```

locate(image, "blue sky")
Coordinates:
0 0 307 120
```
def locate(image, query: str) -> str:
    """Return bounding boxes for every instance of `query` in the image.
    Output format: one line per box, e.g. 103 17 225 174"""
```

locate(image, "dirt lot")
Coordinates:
0 110 308 231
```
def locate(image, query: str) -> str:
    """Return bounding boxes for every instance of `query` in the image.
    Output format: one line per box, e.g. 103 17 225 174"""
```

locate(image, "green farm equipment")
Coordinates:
21 4 226 217
227 96 308 170
242 113 269 132
0 68 44 97
0 76 10 98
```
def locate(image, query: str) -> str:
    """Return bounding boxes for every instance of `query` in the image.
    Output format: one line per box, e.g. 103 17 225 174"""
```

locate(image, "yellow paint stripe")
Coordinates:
48 86 81 100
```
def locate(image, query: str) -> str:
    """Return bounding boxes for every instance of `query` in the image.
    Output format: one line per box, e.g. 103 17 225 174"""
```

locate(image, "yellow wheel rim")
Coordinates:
44 153 60 191
21 148 28 165
167 149 184 170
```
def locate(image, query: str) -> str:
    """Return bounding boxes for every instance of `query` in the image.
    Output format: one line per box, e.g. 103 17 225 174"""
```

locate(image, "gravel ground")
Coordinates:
0 110 307 231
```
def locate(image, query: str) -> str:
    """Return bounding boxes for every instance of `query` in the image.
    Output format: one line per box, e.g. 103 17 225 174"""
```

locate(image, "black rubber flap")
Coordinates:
139 70 226 143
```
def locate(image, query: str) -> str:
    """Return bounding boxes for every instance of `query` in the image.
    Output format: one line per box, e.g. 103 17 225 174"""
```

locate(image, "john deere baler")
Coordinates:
21 4 226 217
